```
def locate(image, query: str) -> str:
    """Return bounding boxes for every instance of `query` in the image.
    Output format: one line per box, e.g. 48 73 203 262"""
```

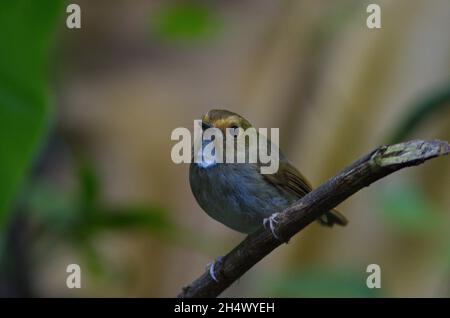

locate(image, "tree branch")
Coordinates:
178 139 450 298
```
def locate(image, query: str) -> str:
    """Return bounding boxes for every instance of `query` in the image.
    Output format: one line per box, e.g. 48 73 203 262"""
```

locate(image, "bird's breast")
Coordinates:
189 163 293 234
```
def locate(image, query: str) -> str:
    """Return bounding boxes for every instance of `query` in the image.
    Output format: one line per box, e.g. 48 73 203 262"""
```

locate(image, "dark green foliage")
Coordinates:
149 1 221 43
0 1 64 227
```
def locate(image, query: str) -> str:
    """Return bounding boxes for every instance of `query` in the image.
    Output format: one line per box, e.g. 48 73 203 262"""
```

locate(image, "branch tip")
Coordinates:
374 139 449 167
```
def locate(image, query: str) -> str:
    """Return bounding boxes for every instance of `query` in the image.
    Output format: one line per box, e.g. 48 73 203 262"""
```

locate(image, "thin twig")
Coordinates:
178 139 450 298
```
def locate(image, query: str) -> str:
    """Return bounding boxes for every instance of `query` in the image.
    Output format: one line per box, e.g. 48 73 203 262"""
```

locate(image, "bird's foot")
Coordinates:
206 256 223 283
263 213 280 240
263 213 286 242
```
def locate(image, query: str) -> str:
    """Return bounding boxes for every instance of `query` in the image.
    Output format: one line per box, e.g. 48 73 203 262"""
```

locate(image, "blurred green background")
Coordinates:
0 0 449 297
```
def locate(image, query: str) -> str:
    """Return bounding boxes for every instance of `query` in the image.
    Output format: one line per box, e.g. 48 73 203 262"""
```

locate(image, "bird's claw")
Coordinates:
206 256 223 283
263 213 283 242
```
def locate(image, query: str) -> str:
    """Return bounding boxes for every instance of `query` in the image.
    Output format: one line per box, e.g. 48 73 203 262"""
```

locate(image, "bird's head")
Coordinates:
201 109 252 134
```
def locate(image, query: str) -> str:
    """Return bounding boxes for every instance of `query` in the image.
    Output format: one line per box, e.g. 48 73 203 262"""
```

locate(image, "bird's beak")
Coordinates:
202 121 213 131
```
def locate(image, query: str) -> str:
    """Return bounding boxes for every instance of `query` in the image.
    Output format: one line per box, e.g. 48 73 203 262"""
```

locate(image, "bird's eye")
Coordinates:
202 121 212 131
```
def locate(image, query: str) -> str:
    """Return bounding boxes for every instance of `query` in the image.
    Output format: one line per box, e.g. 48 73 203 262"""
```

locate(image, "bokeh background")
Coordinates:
1 0 450 297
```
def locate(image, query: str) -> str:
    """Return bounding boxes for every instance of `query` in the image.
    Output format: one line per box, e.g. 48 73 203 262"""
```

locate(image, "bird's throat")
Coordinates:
196 146 217 169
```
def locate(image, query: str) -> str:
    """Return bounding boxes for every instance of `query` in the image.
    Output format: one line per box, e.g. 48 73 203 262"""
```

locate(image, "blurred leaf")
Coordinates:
150 1 221 42
0 1 63 227
27 152 175 239
388 84 450 143
76 159 100 214
376 181 442 232
75 161 174 235
28 181 174 237
78 240 105 277
91 205 173 234
27 181 80 232
261 268 379 298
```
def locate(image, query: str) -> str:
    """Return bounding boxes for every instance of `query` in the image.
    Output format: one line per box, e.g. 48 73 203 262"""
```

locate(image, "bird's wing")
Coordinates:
261 158 313 198
261 158 348 226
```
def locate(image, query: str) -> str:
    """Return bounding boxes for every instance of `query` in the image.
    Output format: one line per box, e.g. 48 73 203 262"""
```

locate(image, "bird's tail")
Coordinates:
318 209 348 227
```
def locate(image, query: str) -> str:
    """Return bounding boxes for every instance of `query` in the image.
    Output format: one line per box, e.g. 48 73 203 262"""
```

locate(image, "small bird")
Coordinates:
189 110 347 281
189 109 347 239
